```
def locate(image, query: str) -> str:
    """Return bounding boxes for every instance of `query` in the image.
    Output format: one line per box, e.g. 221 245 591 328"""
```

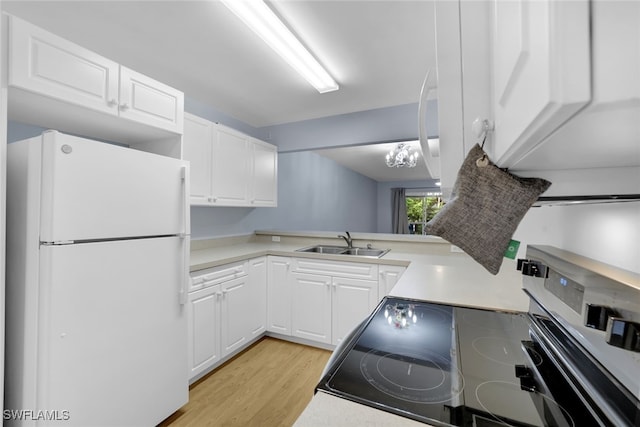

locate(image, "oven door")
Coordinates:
524 299 640 427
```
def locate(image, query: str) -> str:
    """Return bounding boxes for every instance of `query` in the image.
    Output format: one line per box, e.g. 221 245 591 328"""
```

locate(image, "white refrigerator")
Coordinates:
5 130 190 426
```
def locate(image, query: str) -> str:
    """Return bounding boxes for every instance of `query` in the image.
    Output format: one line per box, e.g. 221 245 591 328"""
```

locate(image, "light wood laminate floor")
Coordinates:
160 337 332 427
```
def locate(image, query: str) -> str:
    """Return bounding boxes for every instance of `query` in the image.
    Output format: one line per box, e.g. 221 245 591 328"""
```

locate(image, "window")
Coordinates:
406 191 445 235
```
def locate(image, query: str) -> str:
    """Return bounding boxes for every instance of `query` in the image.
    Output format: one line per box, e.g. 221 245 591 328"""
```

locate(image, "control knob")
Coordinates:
515 365 537 392
606 317 640 352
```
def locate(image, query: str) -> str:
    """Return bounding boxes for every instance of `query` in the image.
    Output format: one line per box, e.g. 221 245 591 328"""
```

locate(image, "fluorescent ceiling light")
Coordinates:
221 0 339 93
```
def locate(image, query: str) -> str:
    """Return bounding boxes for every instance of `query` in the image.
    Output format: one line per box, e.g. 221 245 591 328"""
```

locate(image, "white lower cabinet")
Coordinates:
286 258 379 346
188 254 401 380
378 265 407 298
291 272 332 344
219 275 250 356
331 277 378 346
187 284 221 380
267 256 292 335
187 257 266 381
247 257 267 339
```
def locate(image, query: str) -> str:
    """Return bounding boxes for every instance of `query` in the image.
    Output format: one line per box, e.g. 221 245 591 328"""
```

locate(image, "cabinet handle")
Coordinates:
119 103 130 111
107 99 118 107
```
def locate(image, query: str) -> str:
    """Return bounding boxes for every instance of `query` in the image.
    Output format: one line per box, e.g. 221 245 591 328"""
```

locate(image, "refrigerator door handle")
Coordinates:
179 234 189 305
181 165 190 236
180 165 190 305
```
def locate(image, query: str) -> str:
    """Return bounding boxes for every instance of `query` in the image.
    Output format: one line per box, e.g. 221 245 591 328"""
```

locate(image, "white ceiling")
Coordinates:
1 0 438 181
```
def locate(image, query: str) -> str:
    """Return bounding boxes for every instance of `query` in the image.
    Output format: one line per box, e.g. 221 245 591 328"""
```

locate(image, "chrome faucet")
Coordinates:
338 231 353 248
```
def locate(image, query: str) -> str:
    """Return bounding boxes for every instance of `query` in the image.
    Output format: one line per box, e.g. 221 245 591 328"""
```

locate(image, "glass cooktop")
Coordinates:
317 297 598 427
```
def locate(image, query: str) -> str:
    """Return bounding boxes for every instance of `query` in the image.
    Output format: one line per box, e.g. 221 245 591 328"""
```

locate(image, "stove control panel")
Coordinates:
544 268 585 314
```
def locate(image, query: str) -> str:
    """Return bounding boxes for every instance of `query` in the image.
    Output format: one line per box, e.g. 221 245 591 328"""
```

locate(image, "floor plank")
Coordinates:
160 338 332 427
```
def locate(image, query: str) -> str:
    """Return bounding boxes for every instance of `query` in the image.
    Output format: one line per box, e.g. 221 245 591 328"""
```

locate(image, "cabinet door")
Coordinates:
491 0 590 166
8 14 119 116
183 113 213 205
119 66 184 134
291 272 332 344
247 257 267 339
211 125 251 205
220 276 249 357
250 139 278 207
378 265 406 298
332 277 378 346
187 285 221 380
267 257 292 335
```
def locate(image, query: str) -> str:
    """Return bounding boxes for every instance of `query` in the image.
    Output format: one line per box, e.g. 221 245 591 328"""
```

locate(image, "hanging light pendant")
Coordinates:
385 143 418 168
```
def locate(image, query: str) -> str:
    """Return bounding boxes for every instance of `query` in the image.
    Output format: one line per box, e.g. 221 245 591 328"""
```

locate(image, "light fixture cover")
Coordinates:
221 0 338 93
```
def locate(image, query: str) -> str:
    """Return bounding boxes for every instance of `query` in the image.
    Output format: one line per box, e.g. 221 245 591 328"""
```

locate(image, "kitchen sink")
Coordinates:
296 245 347 254
295 245 390 258
340 247 389 257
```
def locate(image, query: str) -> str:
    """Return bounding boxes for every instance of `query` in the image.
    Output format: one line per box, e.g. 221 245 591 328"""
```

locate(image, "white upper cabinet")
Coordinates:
8 14 119 116
436 0 639 195
183 114 213 204
182 113 278 207
118 66 184 134
250 138 278 207
490 0 591 167
211 125 251 206
505 0 640 172
5 14 184 152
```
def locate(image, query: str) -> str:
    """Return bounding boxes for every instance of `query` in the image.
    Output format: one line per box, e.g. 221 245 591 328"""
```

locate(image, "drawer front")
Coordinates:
190 260 248 291
291 258 378 281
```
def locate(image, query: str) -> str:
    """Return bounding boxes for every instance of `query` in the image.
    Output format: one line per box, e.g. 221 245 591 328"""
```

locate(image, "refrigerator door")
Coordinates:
37 237 188 426
38 131 188 242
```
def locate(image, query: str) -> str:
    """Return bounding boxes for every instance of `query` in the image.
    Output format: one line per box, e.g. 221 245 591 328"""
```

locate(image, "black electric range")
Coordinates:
316 246 640 426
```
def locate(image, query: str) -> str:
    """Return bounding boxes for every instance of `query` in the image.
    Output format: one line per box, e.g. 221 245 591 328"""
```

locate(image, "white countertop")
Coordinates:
190 233 529 313
293 392 433 427
190 232 530 426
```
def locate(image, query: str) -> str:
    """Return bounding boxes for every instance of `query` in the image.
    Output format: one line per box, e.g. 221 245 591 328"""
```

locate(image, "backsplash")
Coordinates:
514 201 640 274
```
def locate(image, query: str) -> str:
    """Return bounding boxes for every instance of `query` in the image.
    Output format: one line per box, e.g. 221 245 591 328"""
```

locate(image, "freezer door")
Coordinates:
38 131 188 242
36 237 188 426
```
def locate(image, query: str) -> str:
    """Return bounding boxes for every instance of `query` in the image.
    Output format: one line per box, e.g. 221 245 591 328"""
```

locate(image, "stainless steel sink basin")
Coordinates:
340 247 390 257
295 245 390 258
296 245 347 254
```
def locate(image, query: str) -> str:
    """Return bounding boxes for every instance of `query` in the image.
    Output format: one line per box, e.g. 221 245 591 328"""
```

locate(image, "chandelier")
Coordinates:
385 143 418 168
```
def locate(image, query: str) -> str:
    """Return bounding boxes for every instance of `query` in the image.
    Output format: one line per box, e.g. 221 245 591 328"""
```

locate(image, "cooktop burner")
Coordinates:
360 348 464 404
474 381 576 427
